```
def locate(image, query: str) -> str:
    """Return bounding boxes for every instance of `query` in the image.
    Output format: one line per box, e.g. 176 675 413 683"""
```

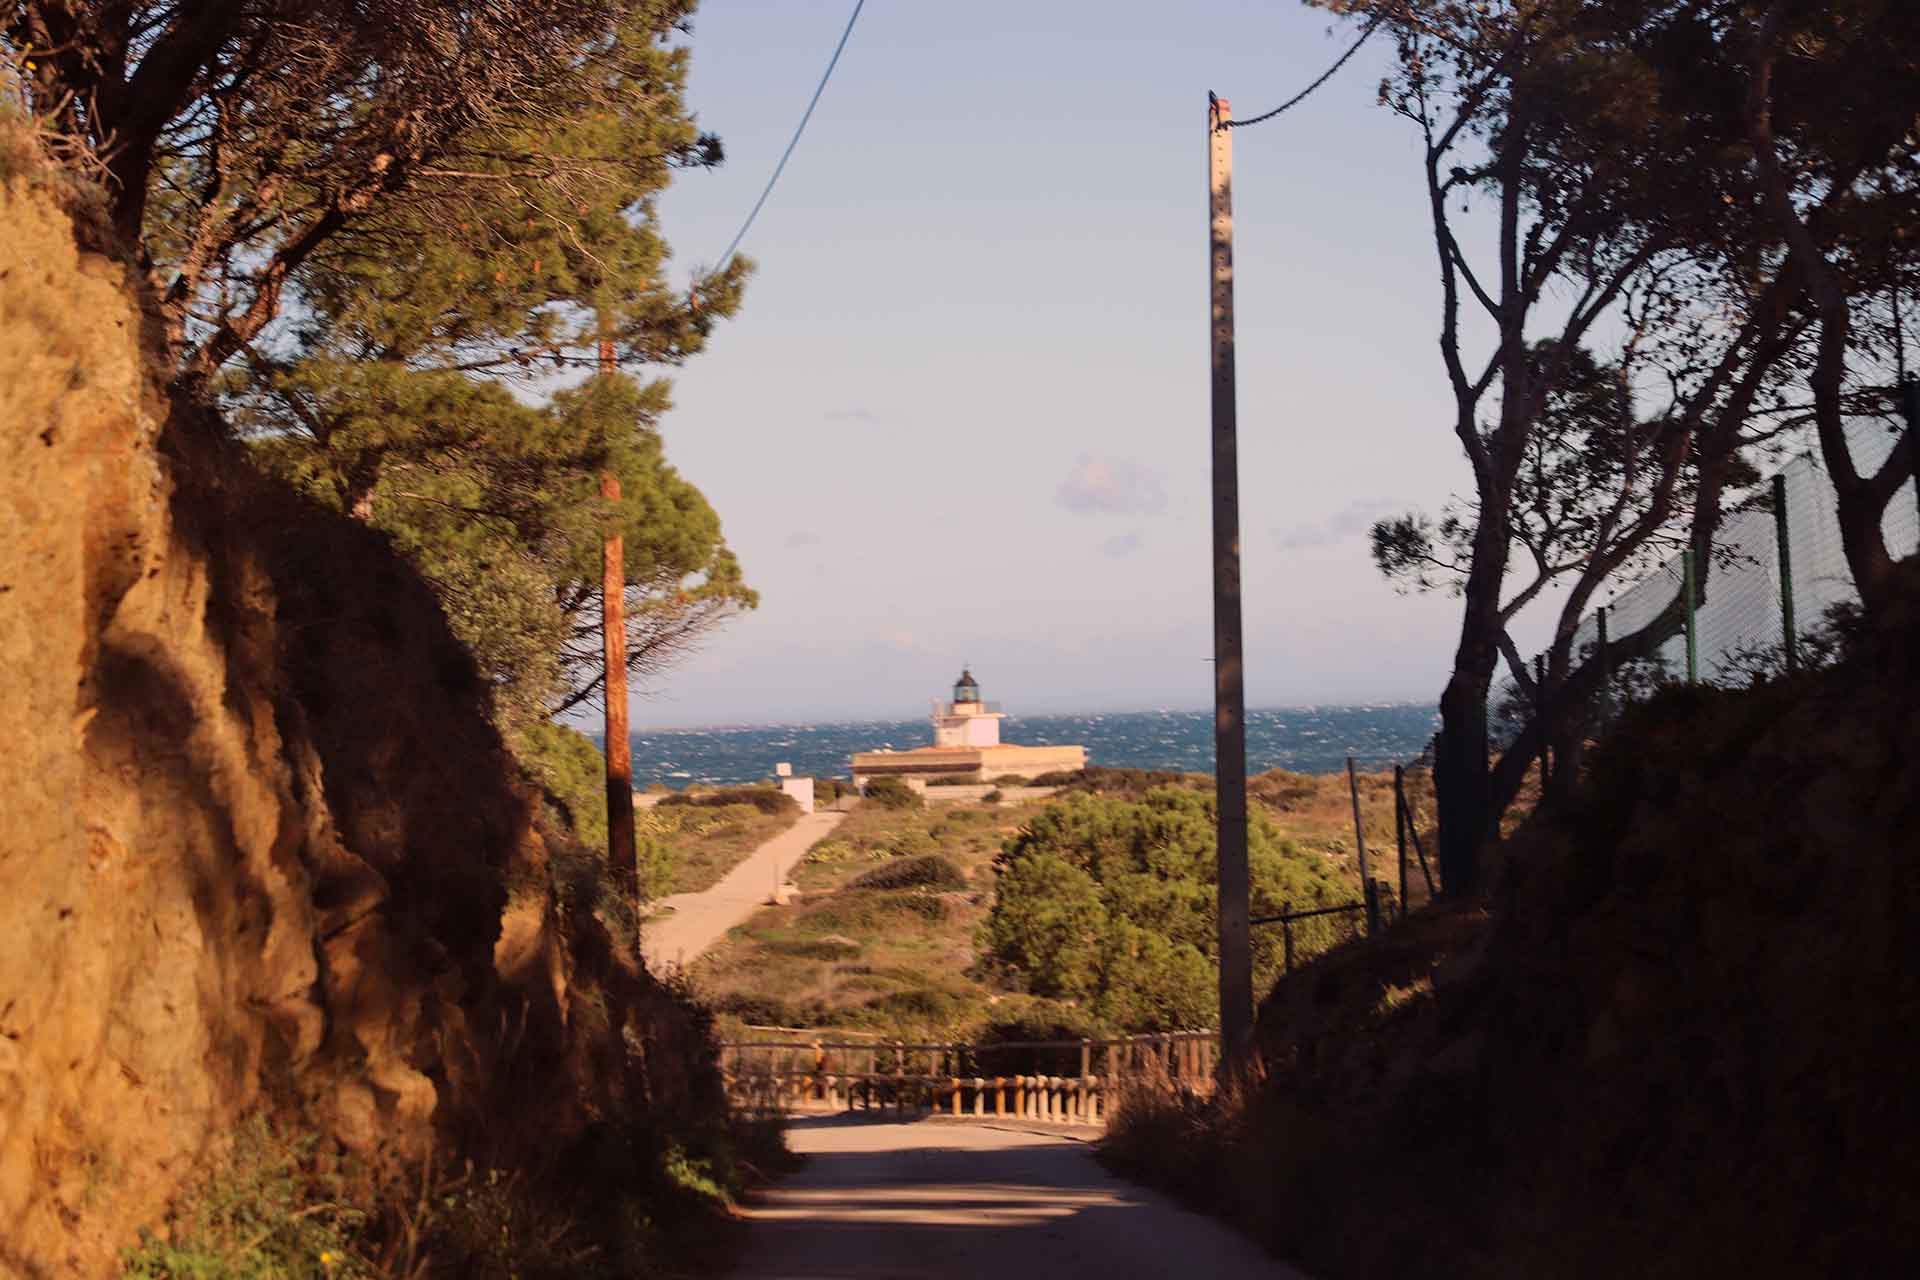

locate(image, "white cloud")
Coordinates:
1057 455 1168 517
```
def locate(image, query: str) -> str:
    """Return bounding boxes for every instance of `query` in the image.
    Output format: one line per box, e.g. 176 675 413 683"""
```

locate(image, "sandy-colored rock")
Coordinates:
1 132 705 1278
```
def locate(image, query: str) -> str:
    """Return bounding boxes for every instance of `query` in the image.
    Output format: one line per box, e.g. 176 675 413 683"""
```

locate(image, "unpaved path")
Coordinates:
730 1114 1306 1279
640 810 844 968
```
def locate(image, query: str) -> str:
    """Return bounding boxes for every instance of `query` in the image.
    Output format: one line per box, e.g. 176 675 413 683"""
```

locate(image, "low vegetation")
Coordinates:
695 766 1411 1042
644 791 801 897
1104 575 1920 1279
123 1088 793 1279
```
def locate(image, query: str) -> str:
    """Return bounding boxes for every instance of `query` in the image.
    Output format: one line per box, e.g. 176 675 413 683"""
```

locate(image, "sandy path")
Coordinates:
640 810 845 969
730 1114 1306 1280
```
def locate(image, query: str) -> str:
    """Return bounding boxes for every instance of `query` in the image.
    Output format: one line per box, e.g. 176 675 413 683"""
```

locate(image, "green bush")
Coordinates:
659 786 798 817
924 774 979 787
121 1119 367 1279
848 854 966 892
511 721 610 848
982 789 1004 804
990 774 1031 787
983 786 1348 1031
860 776 921 809
806 890 948 931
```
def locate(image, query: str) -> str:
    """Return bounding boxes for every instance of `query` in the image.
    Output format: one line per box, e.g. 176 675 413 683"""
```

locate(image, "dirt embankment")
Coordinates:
0 133 722 1276
1107 571 1920 1279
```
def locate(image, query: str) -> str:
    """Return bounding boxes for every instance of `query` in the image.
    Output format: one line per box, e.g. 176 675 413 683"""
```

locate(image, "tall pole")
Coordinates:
600 332 640 912
1347 756 1375 935
1773 472 1797 675
1394 764 1408 912
1208 93 1251 1052
1683 546 1699 685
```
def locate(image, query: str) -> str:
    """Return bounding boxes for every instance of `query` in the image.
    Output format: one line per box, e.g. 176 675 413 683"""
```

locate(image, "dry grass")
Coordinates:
695 794 1038 1036
645 800 801 896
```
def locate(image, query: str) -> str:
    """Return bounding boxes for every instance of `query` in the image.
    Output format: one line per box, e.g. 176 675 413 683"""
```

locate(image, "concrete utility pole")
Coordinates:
600 331 640 910
1208 93 1252 1054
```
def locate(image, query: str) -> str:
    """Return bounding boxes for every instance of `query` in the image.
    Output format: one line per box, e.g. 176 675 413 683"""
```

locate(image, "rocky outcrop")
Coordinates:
0 129 710 1278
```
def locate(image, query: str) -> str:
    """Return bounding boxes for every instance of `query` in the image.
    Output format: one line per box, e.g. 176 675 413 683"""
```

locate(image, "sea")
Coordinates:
613 704 1440 790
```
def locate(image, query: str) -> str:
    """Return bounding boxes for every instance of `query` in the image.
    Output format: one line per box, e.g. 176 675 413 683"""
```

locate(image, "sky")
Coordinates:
624 0 1508 729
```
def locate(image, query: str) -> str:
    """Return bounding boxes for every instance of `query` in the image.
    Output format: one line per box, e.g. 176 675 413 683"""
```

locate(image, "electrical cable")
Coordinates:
714 0 866 271
1225 12 1387 129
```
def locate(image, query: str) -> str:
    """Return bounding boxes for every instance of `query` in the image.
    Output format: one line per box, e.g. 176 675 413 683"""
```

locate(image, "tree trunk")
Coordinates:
1436 650 1494 897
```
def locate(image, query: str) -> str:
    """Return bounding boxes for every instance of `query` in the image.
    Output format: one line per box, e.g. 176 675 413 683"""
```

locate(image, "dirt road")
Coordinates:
640 809 844 968
730 1114 1306 1279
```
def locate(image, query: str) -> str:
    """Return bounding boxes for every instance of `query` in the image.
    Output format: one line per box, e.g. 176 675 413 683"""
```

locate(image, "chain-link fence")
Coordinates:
1504 419 1919 736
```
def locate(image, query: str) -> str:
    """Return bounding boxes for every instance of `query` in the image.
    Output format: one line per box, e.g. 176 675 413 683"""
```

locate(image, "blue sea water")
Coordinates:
615 704 1440 789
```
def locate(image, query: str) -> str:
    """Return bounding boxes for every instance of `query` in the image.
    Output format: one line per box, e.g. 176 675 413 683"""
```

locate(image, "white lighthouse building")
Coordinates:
932 668 1003 747
851 668 1087 787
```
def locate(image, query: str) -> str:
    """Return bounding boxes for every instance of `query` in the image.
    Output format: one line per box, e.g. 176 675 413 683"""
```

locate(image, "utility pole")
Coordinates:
1683 546 1699 685
1208 93 1251 1054
1773 473 1797 675
600 330 640 914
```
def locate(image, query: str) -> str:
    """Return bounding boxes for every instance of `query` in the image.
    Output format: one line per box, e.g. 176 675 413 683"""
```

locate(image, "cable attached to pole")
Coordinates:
1225 12 1387 129
715 0 866 271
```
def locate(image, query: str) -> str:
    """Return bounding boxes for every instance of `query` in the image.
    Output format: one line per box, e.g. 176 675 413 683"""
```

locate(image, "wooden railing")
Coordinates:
718 1032 1221 1127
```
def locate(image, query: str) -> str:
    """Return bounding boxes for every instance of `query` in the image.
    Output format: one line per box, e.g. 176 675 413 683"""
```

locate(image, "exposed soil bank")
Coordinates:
1106 569 1920 1279
1 128 736 1277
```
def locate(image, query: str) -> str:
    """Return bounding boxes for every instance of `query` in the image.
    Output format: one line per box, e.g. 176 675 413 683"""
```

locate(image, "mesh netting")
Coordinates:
1507 419 1918 730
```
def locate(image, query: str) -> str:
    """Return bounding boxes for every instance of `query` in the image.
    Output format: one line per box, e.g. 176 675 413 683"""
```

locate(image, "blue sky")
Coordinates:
626 0 1502 728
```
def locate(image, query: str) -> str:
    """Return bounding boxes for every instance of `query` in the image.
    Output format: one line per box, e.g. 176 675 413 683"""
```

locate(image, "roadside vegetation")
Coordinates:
648 786 803 896
694 767 1432 1041
1104 575 1920 1279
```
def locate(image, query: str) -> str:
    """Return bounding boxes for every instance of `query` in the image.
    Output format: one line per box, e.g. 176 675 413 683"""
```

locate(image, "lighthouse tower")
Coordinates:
932 668 1004 748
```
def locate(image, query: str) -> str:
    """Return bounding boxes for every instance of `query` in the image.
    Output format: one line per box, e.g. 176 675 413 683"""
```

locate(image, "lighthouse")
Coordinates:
932 668 1004 747
850 667 1087 788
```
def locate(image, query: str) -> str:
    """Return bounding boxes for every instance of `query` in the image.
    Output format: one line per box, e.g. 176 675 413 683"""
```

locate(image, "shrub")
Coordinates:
1025 770 1080 787
659 786 798 817
982 789 1004 804
805 890 949 931
860 776 921 809
121 1120 366 1280
866 988 967 1025
924 774 979 787
990 774 1031 787
848 854 966 892
983 786 1348 1031
512 720 610 848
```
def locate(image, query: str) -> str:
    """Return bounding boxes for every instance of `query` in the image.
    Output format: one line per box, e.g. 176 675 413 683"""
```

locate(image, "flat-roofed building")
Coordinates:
851 669 1087 787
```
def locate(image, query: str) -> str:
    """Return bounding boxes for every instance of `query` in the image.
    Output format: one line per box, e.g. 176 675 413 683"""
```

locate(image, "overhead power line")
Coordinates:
1226 12 1387 129
715 0 866 271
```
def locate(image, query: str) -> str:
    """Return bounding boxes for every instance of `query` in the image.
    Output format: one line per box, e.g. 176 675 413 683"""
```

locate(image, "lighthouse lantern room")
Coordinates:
932 667 1003 747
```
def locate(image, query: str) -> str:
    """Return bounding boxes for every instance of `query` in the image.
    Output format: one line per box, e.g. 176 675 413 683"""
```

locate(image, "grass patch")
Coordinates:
644 800 801 896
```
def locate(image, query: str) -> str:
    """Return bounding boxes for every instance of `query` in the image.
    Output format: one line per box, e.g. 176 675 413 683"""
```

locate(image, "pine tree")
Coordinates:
235 1 756 731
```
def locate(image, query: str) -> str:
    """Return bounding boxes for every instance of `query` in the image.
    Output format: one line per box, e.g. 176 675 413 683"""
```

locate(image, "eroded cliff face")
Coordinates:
0 133 703 1278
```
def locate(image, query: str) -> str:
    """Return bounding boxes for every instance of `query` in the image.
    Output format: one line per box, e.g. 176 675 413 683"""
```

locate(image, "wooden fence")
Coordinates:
717 1032 1220 1127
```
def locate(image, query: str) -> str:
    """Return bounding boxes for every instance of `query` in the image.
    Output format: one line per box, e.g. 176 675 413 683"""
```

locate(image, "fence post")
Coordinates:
1773 472 1797 675
1346 756 1373 934
1281 901 1295 974
1394 766 1408 911
1363 876 1380 936
1683 546 1699 684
